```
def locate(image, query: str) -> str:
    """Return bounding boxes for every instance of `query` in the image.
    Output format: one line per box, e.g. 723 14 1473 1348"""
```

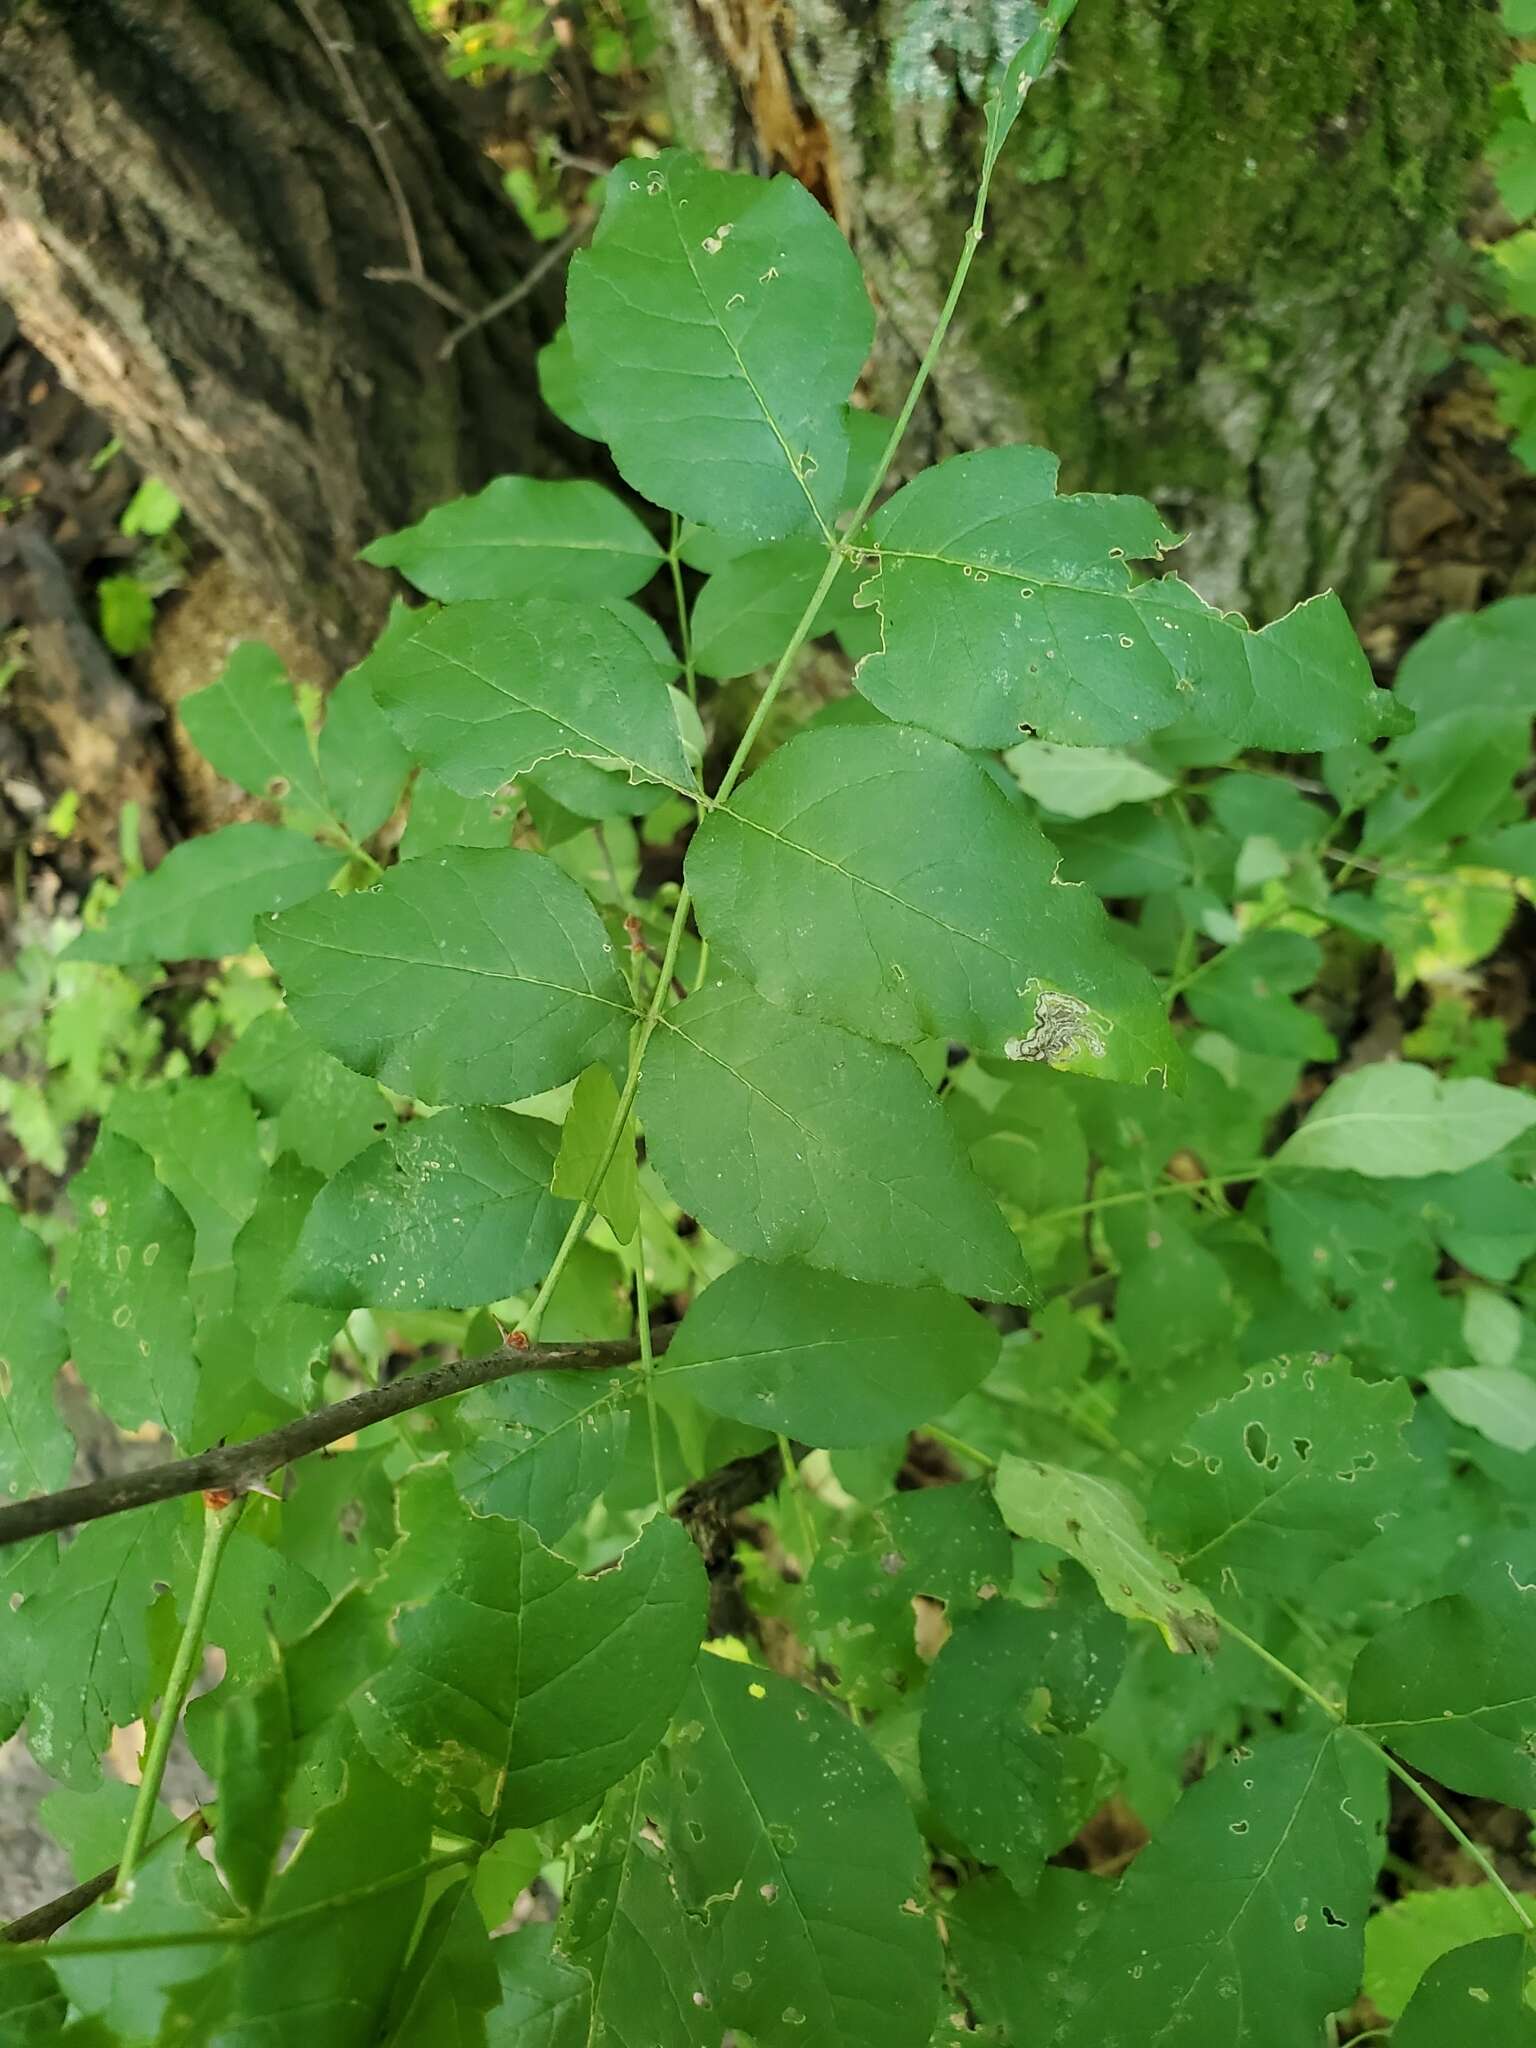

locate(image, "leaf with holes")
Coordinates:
993 1458 1215 1652
661 1653 942 2048
1149 1359 1416 1597
567 151 872 539
1045 1731 1383 2048
853 448 1403 751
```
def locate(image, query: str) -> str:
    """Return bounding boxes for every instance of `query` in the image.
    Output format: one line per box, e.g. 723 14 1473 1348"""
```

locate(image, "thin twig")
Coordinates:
438 217 589 360
0 1334 662 1548
294 0 471 318
2 1815 207 1945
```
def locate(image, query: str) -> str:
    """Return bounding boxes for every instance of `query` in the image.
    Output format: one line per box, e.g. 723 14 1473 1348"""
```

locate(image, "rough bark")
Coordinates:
0 0 562 669
656 0 1498 618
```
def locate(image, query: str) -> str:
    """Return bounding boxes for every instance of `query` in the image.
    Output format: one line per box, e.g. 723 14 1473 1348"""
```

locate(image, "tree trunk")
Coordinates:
657 0 1497 618
0 0 561 670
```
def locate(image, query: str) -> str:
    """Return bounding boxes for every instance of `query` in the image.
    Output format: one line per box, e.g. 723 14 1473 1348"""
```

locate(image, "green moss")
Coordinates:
890 0 1498 506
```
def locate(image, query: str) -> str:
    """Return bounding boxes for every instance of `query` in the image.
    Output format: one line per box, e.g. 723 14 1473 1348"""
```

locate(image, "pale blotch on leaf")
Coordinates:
1004 985 1109 1068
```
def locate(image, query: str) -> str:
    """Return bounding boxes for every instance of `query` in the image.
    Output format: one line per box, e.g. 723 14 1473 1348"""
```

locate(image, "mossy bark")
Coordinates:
0 0 562 670
658 0 1498 618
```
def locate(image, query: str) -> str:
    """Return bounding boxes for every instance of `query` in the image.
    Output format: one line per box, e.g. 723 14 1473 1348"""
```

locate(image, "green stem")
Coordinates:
776 1433 818 1562
666 513 697 704
39 1847 476 1957
923 1422 998 1472
1033 1166 1268 1231
1217 1613 1535 1934
113 1496 243 1899
634 1217 666 1508
516 16 1063 1340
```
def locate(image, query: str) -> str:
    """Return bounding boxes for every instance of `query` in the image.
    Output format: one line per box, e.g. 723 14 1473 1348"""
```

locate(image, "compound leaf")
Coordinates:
567 151 872 540
638 978 1032 1303
262 848 634 1104
688 723 1174 1082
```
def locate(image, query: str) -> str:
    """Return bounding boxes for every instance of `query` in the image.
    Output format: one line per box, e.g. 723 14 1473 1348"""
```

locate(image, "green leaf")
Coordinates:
919 1570 1125 1893
99 570 156 655
1365 1885 1527 2021
1349 1554 1536 1804
558 1764 712 2048
0 1951 66 2040
993 1457 1216 1652
854 448 1401 750
1185 931 1336 1062
662 1653 942 2048
1046 1732 1383 2048
948 1870 1104 2044
317 661 412 840
356 1485 705 1833
69 824 342 964
0 1208 71 1504
67 1132 198 1439
487 1926 592 2048
1427 1364 1536 1453
17 1503 176 1786
181 642 331 815
223 1008 389 1179
1394 1935 1536 2046
552 1062 639 1243
109 1071 265 1275
1149 1358 1416 1597
537 327 603 439
1276 1063 1536 1177
262 847 635 1104
364 595 692 798
662 1261 999 1446
638 978 1032 1303
690 541 863 678
688 724 1174 1084
567 151 872 540
185 1755 431 2045
50 1839 223 2040
195 1156 342 1412
289 1108 573 1309
361 476 663 601
1005 739 1174 818
120 475 182 536
382 1879 500 2047
803 1481 1013 1712
453 1371 633 1546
